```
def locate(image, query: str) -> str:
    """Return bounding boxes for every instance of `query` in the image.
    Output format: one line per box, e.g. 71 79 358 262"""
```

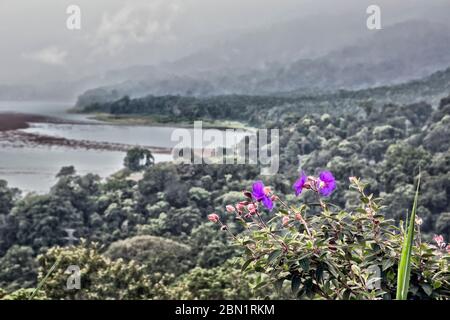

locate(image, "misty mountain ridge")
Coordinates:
164 12 369 74
76 65 450 127
74 19 450 107
212 19 450 93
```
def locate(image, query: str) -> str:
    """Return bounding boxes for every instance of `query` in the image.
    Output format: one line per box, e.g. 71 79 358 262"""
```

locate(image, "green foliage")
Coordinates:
189 224 237 268
1 91 449 299
56 166 76 178
0 179 19 216
276 97 450 237
3 193 84 253
0 288 47 300
189 187 211 207
220 178 449 300
36 242 169 300
0 245 37 291
165 262 267 300
105 235 193 276
124 147 155 172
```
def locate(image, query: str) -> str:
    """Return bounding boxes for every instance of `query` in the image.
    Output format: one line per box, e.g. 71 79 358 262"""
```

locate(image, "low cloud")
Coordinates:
91 0 182 56
22 46 68 65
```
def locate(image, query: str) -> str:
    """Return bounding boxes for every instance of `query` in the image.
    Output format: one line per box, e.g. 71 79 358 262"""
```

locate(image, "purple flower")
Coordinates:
252 180 274 211
317 171 336 196
252 181 265 201
262 196 274 211
293 171 307 196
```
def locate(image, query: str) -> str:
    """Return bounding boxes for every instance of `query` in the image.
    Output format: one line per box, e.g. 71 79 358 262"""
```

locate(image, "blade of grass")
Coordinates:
29 257 61 300
396 173 420 300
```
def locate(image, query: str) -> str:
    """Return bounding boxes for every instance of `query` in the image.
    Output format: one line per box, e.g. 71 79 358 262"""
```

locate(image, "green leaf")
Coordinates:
382 258 395 271
432 280 442 290
267 249 282 265
241 258 253 272
316 264 324 283
351 264 361 275
396 173 420 300
274 278 284 293
325 261 342 279
422 284 433 296
361 197 370 204
299 258 310 272
291 275 301 295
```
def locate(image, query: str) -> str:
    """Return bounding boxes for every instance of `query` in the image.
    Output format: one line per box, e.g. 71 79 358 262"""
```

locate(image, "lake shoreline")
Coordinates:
76 113 252 131
0 112 172 154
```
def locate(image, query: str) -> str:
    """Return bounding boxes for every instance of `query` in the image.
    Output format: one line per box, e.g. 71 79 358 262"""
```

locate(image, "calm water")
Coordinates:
22 123 190 148
0 101 245 193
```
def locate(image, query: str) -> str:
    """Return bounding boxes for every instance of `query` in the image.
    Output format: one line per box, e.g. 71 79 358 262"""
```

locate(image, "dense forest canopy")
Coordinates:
1 74 450 298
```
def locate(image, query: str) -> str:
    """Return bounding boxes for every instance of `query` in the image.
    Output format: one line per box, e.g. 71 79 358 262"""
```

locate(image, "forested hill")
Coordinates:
75 66 450 124
2 95 450 299
1 94 449 298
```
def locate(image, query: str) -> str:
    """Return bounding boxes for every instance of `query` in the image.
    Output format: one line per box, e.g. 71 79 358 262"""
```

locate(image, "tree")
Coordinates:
56 166 76 178
0 245 37 291
6 194 84 252
166 263 267 300
0 180 19 216
105 235 193 276
37 242 169 300
124 147 155 171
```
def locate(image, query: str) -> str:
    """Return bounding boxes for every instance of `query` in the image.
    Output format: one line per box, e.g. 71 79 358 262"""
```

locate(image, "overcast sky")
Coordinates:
1 0 449 85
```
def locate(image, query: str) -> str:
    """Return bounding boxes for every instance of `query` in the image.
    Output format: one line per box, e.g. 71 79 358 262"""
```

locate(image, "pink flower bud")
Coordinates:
208 213 220 223
271 195 278 201
282 216 290 226
236 203 245 212
433 234 444 246
264 186 271 195
247 203 257 214
295 213 302 221
226 205 236 213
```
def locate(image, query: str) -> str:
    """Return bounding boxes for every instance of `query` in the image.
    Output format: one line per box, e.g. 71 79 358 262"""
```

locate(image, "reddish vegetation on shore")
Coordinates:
0 113 57 131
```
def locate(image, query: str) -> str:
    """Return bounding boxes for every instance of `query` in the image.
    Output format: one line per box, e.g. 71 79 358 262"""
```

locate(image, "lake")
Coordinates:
0 101 246 193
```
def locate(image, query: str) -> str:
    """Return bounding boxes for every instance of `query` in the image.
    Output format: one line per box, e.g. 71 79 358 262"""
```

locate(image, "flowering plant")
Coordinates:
209 173 449 300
